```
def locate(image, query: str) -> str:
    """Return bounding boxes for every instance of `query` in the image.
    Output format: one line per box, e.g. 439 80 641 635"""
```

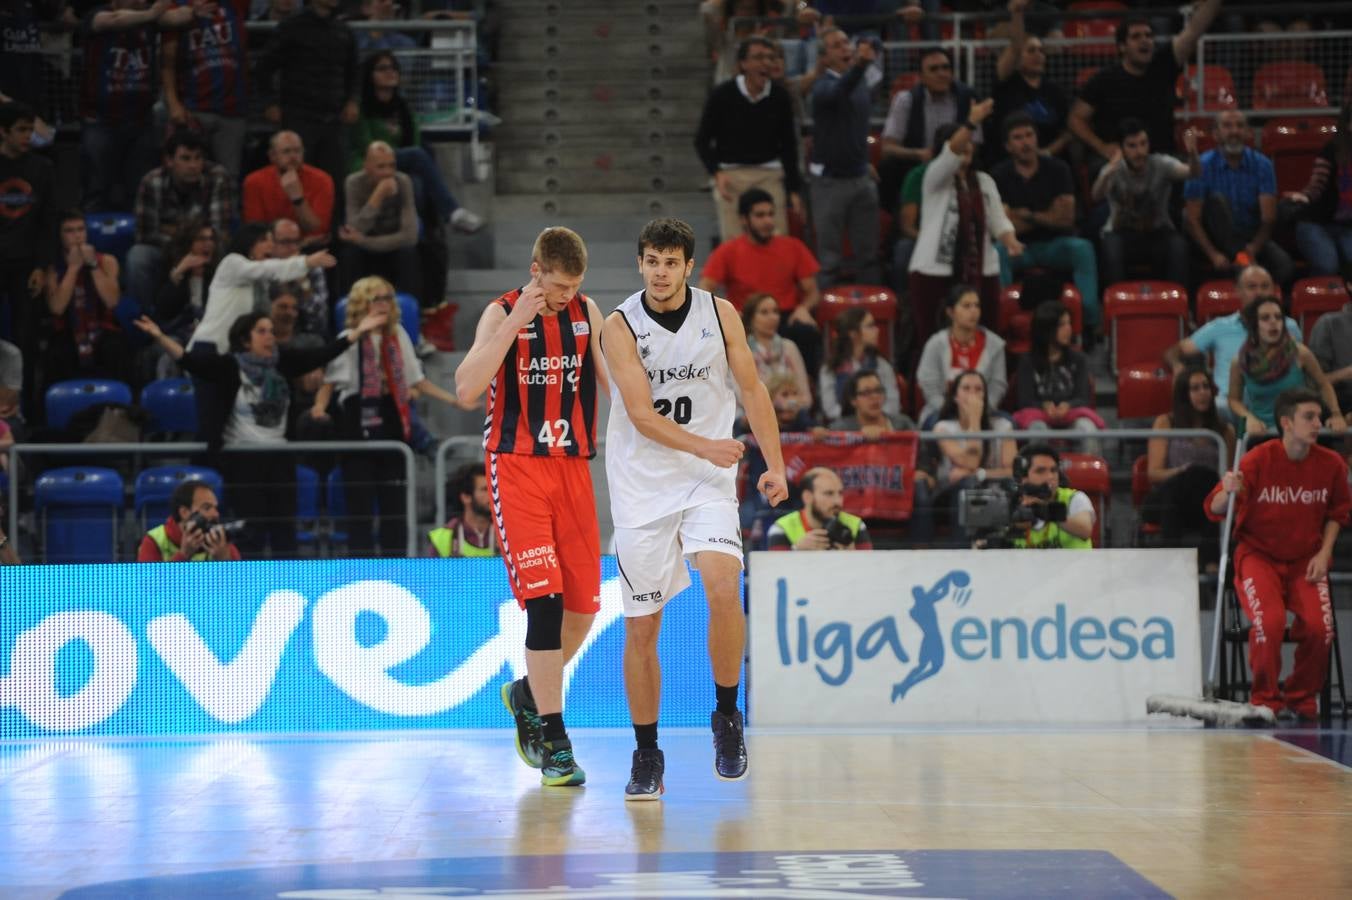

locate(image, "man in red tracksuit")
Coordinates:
1206 387 1351 720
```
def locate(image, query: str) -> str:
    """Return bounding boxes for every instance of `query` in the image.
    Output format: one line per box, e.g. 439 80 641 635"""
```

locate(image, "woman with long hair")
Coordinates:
154 219 222 344
915 283 1007 424
819 306 900 421
1227 295 1345 437
1290 102 1352 275
931 369 1016 544
741 292 810 401
352 50 483 233
1011 299 1103 449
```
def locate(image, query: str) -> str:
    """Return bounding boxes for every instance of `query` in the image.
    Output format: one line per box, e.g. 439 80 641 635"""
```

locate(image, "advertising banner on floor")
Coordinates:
748 549 1201 724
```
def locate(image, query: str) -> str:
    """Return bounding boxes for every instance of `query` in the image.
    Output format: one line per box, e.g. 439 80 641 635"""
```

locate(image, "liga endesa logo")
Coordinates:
774 570 1178 700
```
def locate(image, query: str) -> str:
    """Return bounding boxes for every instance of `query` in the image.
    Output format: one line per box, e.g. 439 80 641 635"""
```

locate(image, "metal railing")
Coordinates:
432 434 486 527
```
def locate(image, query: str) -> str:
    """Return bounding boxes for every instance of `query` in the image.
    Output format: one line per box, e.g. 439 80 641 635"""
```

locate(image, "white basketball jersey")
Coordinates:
606 286 739 528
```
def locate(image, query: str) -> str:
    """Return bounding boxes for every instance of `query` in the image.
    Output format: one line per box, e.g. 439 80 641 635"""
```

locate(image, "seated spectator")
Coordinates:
932 369 1016 541
699 188 822 375
134 305 386 558
268 218 329 339
766 466 873 551
993 112 1100 332
339 141 422 302
43 210 135 389
1184 110 1293 287
766 373 818 434
1310 268 1352 414
268 286 334 446
1227 295 1346 438
916 283 1007 425
987 0 1070 166
317 276 462 557
1001 442 1094 550
354 0 416 53
1092 117 1199 289
154 220 221 354
832 369 916 436
427 462 499 558
0 338 21 438
161 0 251 180
819 306 900 422
1143 367 1234 568
909 106 1022 354
742 292 810 402
127 129 237 311
1012 300 1103 450
136 478 241 562
353 51 483 233
1288 104 1352 277
188 223 336 354
242 131 335 248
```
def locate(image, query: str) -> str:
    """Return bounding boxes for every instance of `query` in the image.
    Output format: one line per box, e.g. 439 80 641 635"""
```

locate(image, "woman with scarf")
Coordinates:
134 306 388 558
316 276 462 557
907 99 1022 367
1227 295 1346 438
43 209 134 391
742 292 810 399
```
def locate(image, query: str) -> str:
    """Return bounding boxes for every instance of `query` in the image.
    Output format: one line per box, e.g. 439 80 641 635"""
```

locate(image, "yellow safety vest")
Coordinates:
1012 487 1093 550
771 509 863 547
428 522 498 558
146 524 208 561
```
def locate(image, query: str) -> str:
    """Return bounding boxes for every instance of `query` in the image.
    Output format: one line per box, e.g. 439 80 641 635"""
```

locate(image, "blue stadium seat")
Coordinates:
333 294 420 344
141 377 197 436
296 464 319 545
326 466 348 544
83 213 137 265
115 296 149 348
34 467 124 563
133 465 224 529
45 379 134 430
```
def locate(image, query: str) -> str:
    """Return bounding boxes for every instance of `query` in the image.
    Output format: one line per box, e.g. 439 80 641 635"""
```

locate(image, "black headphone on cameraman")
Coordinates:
1014 443 1065 484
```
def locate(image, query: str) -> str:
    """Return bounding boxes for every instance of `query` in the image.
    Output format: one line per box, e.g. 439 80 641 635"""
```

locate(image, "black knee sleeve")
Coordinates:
524 593 564 651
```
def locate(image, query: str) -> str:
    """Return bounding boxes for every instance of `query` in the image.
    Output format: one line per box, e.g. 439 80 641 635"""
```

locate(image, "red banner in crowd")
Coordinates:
772 431 919 520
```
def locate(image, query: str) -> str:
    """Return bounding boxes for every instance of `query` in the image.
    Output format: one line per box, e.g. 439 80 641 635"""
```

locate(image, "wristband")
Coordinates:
962 120 977 132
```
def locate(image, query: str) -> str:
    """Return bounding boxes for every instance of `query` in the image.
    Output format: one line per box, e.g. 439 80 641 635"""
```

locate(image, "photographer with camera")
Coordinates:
767 467 873 551
1007 443 1094 549
136 479 241 562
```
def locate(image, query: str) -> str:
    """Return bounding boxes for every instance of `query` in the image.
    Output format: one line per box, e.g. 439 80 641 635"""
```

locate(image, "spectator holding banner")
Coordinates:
1206 388 1351 721
767 466 873 551
136 478 241 561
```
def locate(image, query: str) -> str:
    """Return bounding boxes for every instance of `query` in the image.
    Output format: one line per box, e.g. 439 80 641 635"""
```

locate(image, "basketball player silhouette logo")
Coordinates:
892 570 972 702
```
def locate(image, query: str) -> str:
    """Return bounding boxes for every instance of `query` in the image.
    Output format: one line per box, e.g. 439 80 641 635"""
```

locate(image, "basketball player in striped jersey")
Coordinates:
454 227 608 787
604 218 788 800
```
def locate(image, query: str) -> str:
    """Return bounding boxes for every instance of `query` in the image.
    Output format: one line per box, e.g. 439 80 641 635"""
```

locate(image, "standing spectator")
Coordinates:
267 218 329 340
1143 367 1233 568
134 306 385 557
992 112 1100 331
0 0 52 132
699 188 822 375
819 306 900 422
1091 117 1199 288
891 158 926 297
43 210 135 388
136 478 241 561
932 369 1017 540
916 284 1007 425
1069 0 1223 167
338 141 421 302
426 462 498 558
1309 269 1352 414
694 36 803 242
741 293 810 403
0 102 53 416
1228 295 1345 438
766 467 874 551
808 27 881 288
243 131 335 248
352 51 483 233
354 0 415 54
1012 299 1104 448
879 46 977 215
317 276 461 556
161 0 251 179
255 0 359 192
126 129 237 310
909 104 1022 354
1184 111 1293 287
152 220 220 365
987 0 1069 167
1287 104 1352 277
1205 388 1351 721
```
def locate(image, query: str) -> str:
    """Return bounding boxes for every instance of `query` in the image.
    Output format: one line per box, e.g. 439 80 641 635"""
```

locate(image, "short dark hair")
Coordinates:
1274 387 1323 434
919 46 951 67
1118 117 1148 142
449 462 483 515
1115 15 1152 47
171 479 213 522
228 312 269 352
0 101 36 131
737 188 774 218
163 128 207 159
57 207 85 228
1018 441 1061 470
737 35 776 61
227 222 272 260
842 369 884 415
1002 111 1037 143
637 217 696 263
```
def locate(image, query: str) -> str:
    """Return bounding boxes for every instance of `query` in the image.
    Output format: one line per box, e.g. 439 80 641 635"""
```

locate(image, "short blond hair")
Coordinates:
346 276 400 335
531 226 588 276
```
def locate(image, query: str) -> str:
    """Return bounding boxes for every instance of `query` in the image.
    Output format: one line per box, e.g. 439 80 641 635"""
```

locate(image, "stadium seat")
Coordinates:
818 285 898 359
326 467 348 544
33 466 124 563
1252 61 1328 110
1289 276 1349 342
1102 281 1188 375
1074 66 1099 90
44 379 133 430
1064 1 1124 58
333 293 420 344
114 296 149 347
83 213 136 265
1131 455 1162 541
1261 117 1338 197
141 377 197 437
1196 279 1241 324
133 465 225 529
997 282 1084 355
1116 363 1173 421
1175 64 1236 113
1059 451 1110 546
295 464 319 546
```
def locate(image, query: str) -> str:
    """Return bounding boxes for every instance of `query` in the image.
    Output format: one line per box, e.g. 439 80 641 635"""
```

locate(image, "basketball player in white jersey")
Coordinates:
603 218 788 800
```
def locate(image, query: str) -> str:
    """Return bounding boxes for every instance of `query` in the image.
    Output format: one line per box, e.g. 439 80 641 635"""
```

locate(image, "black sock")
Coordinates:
518 675 535 706
715 682 739 717
633 721 659 751
540 712 566 745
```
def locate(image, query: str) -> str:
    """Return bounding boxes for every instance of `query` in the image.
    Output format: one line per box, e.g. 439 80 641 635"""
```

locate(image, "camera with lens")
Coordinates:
188 513 246 538
958 456 1067 548
822 515 856 548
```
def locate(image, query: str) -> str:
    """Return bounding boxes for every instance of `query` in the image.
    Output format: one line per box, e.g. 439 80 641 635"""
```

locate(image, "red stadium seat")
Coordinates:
998 283 1084 355
1103 280 1188 375
1261 117 1338 196
1064 1 1122 59
1075 66 1100 90
1059 451 1111 546
1116 363 1173 421
1175 64 1237 113
1131 455 1162 540
818 285 898 359
1252 61 1328 111
1289 276 1349 342
1196 279 1241 323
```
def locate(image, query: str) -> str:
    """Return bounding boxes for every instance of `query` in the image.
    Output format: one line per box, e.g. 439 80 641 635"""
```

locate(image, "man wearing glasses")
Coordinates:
879 46 978 214
268 218 330 337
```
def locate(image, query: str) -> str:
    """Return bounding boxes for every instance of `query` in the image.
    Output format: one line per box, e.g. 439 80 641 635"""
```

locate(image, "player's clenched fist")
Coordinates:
698 438 745 468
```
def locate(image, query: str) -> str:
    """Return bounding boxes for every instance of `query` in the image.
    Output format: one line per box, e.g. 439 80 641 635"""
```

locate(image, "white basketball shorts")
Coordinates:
612 496 743 618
